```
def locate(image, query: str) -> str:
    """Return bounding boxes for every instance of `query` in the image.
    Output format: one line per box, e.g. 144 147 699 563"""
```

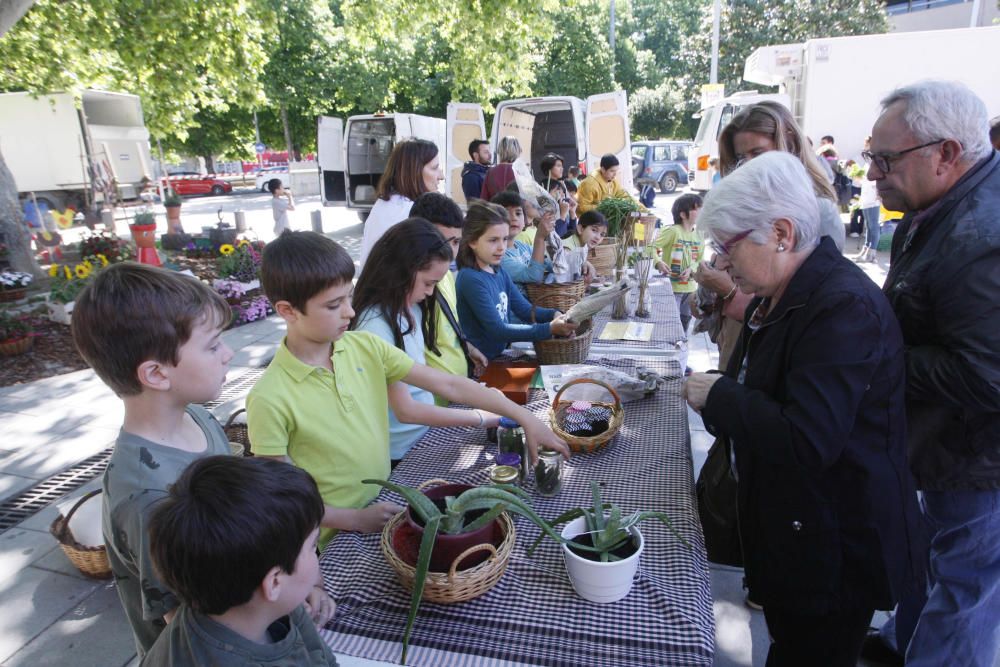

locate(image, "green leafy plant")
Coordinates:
163 187 182 207
530 481 691 563
363 479 569 664
596 195 641 239
132 211 156 227
0 309 32 342
79 230 127 263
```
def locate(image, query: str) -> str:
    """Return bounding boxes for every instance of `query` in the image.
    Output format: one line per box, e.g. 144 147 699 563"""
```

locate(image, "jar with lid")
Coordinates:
534 447 563 497
495 452 524 483
490 464 520 486
496 417 528 480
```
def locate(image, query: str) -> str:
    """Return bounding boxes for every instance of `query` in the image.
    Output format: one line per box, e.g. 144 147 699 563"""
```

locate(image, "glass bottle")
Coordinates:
496 417 528 480
534 447 563 497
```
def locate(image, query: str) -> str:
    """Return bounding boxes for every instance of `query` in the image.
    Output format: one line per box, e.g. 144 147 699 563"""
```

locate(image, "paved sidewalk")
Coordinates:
0 244 893 666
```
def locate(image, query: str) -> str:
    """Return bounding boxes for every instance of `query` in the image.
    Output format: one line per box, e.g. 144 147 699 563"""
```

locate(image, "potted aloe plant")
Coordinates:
530 481 690 603
363 479 569 663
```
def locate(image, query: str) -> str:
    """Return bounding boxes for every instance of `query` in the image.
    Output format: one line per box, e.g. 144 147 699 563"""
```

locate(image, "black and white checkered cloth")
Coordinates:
319 356 714 666
591 278 686 351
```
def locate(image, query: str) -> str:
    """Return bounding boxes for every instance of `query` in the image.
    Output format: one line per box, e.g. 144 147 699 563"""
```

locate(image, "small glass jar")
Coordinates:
497 417 528 480
495 452 524 482
490 464 520 486
534 447 563 497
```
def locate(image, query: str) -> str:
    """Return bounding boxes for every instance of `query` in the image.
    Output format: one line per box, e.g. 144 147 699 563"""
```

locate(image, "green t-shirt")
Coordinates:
425 270 468 405
246 332 415 547
103 404 232 658
652 225 702 294
140 604 337 667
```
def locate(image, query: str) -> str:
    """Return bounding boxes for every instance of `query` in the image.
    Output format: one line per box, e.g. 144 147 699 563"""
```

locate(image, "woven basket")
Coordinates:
531 293 593 365
0 287 27 303
588 240 618 277
524 279 585 313
549 377 624 454
380 510 514 604
223 408 253 456
49 489 112 580
0 336 33 357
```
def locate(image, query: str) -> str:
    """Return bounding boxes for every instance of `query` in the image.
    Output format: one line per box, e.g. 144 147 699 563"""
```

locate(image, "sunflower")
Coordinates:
48 264 59 277
96 254 109 267
236 239 250 248
63 266 72 280
74 263 92 279
219 244 236 256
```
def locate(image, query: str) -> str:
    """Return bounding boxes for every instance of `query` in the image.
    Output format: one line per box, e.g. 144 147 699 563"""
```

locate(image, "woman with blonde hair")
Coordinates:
480 136 522 200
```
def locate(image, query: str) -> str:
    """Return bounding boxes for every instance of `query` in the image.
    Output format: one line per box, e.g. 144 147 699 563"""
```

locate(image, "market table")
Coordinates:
318 355 714 666
589 275 685 354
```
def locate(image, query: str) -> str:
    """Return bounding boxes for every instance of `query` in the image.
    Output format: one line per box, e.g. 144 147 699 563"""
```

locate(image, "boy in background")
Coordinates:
269 178 295 236
654 193 703 334
144 456 338 666
247 232 568 547
71 263 237 658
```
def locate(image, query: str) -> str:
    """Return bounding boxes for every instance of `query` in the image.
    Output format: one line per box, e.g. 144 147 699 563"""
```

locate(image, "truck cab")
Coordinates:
687 91 788 193
445 92 633 206
317 112 446 220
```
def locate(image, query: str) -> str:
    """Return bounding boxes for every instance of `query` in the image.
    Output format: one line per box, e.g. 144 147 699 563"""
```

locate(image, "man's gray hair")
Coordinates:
700 151 821 253
497 136 522 164
881 80 991 162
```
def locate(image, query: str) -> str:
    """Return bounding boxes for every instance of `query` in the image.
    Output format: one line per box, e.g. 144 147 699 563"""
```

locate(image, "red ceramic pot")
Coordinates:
405 483 498 572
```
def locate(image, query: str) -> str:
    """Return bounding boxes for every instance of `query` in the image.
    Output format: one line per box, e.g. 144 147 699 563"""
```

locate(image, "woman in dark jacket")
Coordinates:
684 151 923 666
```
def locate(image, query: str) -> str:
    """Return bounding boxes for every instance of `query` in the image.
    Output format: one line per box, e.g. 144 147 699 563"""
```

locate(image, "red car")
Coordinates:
162 172 233 197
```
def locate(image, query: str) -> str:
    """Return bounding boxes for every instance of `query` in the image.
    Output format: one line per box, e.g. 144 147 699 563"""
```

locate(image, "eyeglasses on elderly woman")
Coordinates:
709 229 754 256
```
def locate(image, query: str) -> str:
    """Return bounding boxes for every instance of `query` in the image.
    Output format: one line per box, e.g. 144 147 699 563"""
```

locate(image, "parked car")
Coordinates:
631 140 691 193
254 166 290 192
162 172 233 197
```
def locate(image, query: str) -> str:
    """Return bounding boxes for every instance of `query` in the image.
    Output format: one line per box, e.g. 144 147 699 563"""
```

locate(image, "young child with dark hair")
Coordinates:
408 193 488 399
493 191 552 288
248 231 568 546
268 178 295 236
455 202 577 360
563 210 608 251
71 263 249 658
143 456 337 666
654 193 703 333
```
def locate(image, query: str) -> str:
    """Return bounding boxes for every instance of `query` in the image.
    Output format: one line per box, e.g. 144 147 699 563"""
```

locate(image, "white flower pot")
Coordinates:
47 300 74 325
561 515 644 603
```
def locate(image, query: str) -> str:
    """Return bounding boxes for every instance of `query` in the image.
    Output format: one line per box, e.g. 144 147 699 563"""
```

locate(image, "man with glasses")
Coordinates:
862 80 1000 667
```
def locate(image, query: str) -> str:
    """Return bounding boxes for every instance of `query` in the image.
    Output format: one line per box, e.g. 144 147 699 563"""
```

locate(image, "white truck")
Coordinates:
687 25 1000 192
445 91 633 206
0 89 153 212
318 112 446 221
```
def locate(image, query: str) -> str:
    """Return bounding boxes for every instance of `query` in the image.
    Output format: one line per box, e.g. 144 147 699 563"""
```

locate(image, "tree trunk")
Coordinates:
280 104 294 164
0 149 42 278
203 154 216 174
0 0 36 36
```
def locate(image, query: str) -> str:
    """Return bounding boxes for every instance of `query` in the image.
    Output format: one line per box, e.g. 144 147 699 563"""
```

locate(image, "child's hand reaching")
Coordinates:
304 586 336 628
538 212 556 236
656 260 670 275
468 344 488 377
353 501 403 532
522 414 571 463
550 316 577 337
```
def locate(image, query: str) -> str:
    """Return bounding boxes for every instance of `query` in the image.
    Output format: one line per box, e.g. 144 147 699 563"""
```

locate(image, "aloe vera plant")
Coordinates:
530 481 692 562
363 479 569 664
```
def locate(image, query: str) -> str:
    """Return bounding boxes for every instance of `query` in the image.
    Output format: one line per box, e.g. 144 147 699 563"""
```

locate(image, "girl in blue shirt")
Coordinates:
455 202 576 360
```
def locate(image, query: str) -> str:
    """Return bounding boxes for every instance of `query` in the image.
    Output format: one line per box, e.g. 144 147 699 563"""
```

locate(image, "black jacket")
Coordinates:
703 237 923 615
461 161 488 203
883 151 1000 491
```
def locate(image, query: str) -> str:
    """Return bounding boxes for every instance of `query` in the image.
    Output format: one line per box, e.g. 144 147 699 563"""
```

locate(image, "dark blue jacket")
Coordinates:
883 151 1000 491
702 236 923 615
461 162 488 203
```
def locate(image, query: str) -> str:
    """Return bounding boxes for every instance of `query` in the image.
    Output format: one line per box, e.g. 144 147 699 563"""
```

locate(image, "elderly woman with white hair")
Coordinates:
685 151 923 666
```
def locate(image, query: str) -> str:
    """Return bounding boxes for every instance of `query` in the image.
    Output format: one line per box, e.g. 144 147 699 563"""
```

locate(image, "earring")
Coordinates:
777 243 786 252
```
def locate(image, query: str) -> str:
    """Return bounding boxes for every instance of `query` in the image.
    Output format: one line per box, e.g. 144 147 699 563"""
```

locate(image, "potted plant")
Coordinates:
47 262 95 325
363 479 569 663
0 270 33 303
0 309 33 356
530 482 690 603
163 187 183 232
129 211 161 267
79 230 129 264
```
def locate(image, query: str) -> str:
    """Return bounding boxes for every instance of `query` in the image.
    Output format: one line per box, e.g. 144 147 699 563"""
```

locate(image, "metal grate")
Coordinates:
0 362 270 534
0 447 113 533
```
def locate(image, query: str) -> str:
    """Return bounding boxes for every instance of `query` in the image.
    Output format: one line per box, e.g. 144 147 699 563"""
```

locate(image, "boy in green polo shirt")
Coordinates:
247 231 568 546
654 193 703 334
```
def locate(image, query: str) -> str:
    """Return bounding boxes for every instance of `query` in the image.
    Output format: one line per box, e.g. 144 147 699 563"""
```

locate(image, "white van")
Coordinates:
445 92 633 206
317 112 446 220
687 91 789 193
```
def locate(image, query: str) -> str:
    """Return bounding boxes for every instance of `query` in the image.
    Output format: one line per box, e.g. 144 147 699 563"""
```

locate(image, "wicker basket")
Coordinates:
223 408 253 456
380 510 514 604
49 489 112 580
524 279 585 314
588 240 618 277
0 288 27 303
0 336 33 357
531 293 594 364
549 377 624 454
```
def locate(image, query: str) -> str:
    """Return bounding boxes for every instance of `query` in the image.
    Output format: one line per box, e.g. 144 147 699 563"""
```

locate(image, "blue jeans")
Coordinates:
903 489 1000 666
862 206 880 250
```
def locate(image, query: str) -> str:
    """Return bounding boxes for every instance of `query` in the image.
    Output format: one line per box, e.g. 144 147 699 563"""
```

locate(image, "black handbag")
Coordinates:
434 291 475 378
695 435 744 567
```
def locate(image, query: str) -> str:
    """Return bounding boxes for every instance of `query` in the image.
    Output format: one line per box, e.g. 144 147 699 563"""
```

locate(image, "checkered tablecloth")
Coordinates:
590 278 686 352
319 356 713 666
